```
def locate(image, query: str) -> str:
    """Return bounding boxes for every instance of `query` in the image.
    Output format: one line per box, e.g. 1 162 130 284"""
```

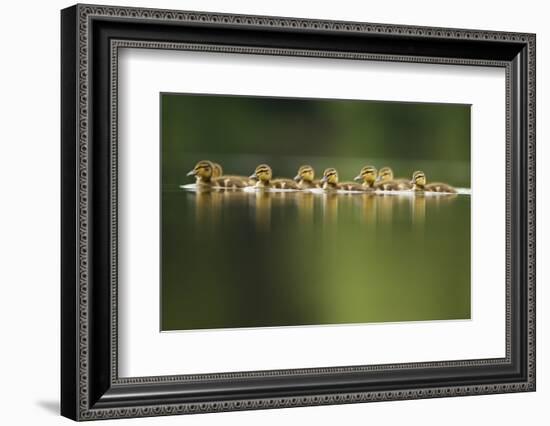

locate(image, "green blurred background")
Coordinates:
161 93 471 331
162 94 471 188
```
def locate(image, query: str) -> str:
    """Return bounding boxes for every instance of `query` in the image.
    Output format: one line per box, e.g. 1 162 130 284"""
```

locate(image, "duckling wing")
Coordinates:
298 180 322 189
271 178 300 189
211 176 248 189
394 178 413 190
396 181 413 190
425 182 456 193
220 174 258 186
338 182 367 191
378 180 412 191
372 181 387 190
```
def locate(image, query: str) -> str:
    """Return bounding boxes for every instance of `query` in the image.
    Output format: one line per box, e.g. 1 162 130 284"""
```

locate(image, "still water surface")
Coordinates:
161 188 471 331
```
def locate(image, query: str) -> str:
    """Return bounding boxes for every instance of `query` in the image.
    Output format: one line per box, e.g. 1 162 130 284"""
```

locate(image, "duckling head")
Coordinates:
412 170 426 188
378 166 394 183
294 165 315 182
320 168 339 186
354 165 377 186
250 164 272 185
187 160 214 183
212 162 223 178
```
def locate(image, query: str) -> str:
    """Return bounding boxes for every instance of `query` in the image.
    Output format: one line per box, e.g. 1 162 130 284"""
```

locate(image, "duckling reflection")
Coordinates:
411 170 456 193
251 190 272 231
192 188 223 228
355 193 378 226
295 191 315 224
321 192 339 224
294 165 321 189
411 193 426 225
249 164 299 189
376 194 394 224
430 191 459 215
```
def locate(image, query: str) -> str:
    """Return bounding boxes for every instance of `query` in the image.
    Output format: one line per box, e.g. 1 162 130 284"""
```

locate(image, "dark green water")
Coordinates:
161 189 470 331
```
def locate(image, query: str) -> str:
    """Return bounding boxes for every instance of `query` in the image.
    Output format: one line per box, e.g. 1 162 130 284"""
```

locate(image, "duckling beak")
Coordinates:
249 173 258 180
353 175 362 182
186 169 197 177
320 176 327 183
293 174 301 182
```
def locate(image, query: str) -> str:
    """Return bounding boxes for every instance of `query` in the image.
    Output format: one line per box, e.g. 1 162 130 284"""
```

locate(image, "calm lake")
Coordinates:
161 187 471 331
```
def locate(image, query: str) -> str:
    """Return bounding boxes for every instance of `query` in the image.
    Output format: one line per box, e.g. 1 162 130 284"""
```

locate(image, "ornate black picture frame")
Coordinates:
61 4 536 421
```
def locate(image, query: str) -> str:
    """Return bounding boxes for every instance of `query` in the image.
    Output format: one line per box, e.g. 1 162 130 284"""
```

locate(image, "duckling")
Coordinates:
249 164 300 189
212 162 256 187
321 168 365 191
375 166 412 191
186 160 216 185
353 165 378 190
186 160 247 189
411 170 457 193
293 165 321 189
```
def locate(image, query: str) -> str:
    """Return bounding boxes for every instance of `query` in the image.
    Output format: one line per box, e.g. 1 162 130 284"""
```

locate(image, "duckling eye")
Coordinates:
196 164 211 172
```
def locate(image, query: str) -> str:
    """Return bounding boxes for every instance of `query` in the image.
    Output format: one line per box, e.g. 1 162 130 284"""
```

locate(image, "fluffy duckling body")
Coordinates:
353 165 378 190
212 163 256 187
411 170 457 193
249 164 300 190
187 160 247 189
293 165 321 189
375 167 412 191
321 168 365 192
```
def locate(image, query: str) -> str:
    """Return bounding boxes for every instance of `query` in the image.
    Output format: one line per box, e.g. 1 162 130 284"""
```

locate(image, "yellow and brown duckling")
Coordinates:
249 164 300 189
375 166 413 191
187 160 247 189
186 160 216 185
293 165 321 189
411 170 456 193
353 165 378 190
321 168 365 191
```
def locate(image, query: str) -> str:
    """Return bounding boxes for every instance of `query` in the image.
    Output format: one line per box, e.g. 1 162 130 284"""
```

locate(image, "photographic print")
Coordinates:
161 93 471 332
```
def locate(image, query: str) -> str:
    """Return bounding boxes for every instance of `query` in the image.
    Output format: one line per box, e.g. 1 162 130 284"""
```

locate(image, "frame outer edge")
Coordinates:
67 4 536 421
76 2 91 420
527 34 535 390
61 4 79 422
